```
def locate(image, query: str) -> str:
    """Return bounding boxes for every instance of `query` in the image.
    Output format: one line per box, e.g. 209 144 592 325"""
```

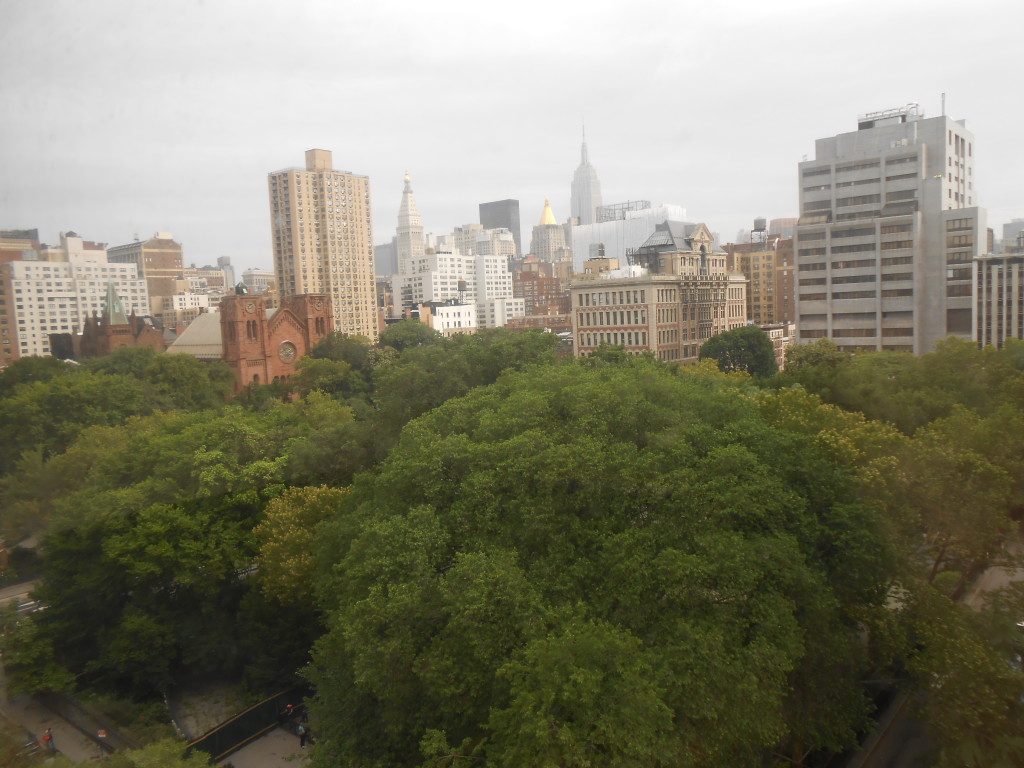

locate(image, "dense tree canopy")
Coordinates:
3 331 1023 767
305 360 906 767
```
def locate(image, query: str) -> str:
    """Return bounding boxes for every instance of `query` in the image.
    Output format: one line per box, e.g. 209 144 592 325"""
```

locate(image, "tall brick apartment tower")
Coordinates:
220 286 333 390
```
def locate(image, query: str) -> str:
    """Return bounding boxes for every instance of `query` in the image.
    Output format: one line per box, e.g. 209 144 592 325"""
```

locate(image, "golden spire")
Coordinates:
540 197 558 226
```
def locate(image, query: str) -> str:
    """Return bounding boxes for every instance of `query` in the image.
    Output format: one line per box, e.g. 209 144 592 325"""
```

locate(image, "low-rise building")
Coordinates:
570 222 747 362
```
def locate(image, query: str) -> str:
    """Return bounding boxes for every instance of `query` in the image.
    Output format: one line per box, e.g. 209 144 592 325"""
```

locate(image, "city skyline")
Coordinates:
1 0 1022 270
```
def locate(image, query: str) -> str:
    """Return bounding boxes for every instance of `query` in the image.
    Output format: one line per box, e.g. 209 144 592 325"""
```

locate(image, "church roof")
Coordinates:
101 280 129 325
539 198 558 226
167 309 278 360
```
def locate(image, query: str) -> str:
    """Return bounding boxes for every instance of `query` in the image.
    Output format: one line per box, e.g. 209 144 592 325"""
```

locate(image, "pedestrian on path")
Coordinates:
298 723 308 748
42 728 55 751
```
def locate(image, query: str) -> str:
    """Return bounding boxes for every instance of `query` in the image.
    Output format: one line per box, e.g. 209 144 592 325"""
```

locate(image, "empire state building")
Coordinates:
570 130 603 226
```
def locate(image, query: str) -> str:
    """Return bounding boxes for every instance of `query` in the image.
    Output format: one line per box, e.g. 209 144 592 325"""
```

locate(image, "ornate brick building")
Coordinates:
220 287 332 390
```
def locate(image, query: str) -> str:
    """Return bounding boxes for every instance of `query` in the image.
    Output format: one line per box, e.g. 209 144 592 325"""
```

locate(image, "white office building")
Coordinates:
4 233 149 357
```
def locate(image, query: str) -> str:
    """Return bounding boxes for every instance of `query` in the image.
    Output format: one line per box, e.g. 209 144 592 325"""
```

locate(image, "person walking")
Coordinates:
42 728 55 752
297 723 308 748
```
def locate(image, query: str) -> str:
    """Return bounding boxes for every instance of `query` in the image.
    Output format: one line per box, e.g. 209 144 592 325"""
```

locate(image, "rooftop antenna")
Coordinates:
941 92 946 117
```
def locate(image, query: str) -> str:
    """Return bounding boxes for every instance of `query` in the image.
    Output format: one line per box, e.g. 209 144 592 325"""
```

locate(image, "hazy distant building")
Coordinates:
974 252 1023 348
217 256 235 289
375 238 398 276
570 222 746 361
795 104 985 353
769 218 797 239
570 131 603 226
268 149 377 338
479 199 521 256
1002 219 1024 252
441 223 484 258
1 229 41 265
570 204 691 272
530 199 569 262
242 268 275 294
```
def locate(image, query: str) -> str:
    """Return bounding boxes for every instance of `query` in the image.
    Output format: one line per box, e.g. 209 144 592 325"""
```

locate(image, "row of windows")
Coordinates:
837 194 881 207
577 289 646 307
946 218 974 231
800 289 916 301
577 310 649 327
581 331 649 347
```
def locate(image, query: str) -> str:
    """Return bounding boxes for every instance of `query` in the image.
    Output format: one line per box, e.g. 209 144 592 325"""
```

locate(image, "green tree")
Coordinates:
255 486 349 602
378 319 442 352
0 371 151 474
699 325 777 377
0 354 75 397
0 612 76 696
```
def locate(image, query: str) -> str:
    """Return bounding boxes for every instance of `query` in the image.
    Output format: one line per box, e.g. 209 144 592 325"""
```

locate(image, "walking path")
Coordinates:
215 726 308 768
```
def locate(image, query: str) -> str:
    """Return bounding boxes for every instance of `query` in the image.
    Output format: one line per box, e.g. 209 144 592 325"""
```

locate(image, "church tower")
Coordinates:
221 287 271 387
570 127 603 225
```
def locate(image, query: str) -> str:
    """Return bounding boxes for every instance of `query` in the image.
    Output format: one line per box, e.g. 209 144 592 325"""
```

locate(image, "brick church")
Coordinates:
219 286 333 391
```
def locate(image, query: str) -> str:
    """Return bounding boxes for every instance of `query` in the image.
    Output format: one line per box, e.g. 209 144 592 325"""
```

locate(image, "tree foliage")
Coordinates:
306 359 900 767
698 324 778 377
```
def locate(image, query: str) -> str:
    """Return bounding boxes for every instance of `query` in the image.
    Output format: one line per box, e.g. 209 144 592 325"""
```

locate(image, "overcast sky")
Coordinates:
2 0 1021 270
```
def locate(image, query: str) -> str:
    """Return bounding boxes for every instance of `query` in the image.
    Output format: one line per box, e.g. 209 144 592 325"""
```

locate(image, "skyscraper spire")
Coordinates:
396 170 425 278
571 128 602 226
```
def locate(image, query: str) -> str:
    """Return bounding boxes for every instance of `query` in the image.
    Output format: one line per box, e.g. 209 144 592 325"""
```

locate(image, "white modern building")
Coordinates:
4 232 149 357
570 204 691 273
795 104 986 354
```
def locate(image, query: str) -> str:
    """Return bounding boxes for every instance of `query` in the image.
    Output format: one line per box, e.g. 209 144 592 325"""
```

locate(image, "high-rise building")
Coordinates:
268 149 376 338
795 104 985 353
570 130 603 226
479 199 522 256
395 172 425 276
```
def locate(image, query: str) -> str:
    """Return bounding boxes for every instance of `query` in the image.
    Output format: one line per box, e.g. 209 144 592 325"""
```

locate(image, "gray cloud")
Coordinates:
2 0 1021 266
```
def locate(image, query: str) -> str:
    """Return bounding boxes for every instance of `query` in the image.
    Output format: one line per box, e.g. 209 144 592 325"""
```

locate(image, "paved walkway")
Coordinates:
0 689 105 763
216 726 308 768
